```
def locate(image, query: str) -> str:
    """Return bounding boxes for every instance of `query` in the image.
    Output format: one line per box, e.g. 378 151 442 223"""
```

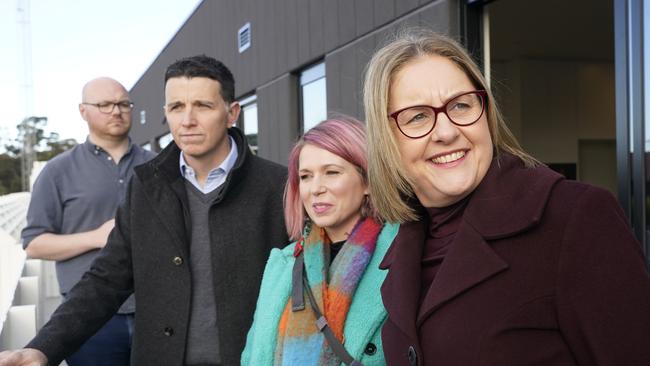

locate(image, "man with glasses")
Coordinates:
18 77 155 366
0 57 288 366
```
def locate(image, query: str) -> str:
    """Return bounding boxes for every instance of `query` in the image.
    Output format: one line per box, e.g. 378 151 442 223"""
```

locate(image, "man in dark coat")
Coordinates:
0 55 289 366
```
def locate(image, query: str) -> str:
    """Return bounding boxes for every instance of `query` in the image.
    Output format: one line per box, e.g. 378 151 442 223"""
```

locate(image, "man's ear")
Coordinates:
79 104 87 121
227 101 241 128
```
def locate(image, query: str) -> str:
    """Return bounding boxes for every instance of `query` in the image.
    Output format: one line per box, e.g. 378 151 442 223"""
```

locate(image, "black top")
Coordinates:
330 240 345 264
419 197 469 306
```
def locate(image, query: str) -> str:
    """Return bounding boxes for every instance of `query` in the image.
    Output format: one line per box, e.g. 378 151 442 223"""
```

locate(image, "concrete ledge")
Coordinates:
0 305 36 351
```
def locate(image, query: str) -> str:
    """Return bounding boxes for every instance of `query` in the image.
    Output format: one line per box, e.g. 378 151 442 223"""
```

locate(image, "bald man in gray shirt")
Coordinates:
20 77 155 366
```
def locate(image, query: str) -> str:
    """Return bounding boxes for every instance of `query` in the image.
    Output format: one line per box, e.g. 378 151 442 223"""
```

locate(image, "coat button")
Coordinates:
408 345 418 366
364 342 377 355
163 327 174 336
172 256 183 266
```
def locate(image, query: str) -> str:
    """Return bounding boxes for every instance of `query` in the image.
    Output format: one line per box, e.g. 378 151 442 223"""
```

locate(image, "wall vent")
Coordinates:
238 22 251 53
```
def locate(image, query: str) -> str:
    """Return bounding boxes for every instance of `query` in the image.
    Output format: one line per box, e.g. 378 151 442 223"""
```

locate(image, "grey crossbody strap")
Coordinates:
291 252 363 366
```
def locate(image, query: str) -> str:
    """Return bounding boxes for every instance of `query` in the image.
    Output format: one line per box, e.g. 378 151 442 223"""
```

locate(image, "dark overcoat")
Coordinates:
380 153 650 366
28 127 289 365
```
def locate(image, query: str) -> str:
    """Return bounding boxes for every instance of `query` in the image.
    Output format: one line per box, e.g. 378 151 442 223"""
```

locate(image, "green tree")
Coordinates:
0 154 22 195
0 117 77 194
37 134 77 161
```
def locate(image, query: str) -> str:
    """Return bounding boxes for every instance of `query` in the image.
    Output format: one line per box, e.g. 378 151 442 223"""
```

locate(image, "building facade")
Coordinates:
128 0 649 263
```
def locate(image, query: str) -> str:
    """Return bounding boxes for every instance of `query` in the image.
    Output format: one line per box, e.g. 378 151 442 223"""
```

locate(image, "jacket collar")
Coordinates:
463 153 562 239
132 127 253 255
380 153 563 339
137 126 252 185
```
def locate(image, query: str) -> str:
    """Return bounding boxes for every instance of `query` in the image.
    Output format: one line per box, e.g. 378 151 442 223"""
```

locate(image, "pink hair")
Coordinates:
284 116 379 240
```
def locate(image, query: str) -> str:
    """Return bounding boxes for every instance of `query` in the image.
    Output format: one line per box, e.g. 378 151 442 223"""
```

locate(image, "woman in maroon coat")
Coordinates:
362 28 650 366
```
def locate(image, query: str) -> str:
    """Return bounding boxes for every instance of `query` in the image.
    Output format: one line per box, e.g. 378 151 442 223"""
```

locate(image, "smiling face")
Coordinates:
164 76 240 170
388 55 493 208
298 144 368 242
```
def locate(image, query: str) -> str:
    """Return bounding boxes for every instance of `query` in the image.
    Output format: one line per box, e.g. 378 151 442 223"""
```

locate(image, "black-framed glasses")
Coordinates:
81 101 134 114
389 90 487 139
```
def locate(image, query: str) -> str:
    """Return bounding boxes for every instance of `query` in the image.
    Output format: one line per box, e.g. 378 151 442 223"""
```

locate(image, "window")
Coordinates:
157 132 174 150
300 62 327 133
142 142 152 151
238 94 258 154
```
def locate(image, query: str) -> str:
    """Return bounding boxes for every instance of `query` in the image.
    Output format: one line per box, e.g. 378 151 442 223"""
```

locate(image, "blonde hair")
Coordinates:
363 28 537 223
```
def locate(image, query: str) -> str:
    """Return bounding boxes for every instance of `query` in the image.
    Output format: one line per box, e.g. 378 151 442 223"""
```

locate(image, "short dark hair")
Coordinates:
165 55 235 103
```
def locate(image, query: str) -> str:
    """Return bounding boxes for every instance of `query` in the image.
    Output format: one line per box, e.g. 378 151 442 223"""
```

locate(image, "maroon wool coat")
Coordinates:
380 153 650 366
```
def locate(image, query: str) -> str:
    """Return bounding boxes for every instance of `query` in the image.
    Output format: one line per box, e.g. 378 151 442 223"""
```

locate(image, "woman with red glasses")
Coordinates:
363 28 650 366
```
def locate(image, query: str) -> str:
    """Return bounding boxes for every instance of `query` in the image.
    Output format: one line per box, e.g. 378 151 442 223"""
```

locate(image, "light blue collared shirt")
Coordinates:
179 136 238 194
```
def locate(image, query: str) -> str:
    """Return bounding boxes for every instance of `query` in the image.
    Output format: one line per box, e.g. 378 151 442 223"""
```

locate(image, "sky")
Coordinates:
0 0 202 147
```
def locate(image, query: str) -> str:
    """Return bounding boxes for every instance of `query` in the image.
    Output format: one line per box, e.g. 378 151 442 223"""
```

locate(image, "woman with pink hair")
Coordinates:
242 117 397 365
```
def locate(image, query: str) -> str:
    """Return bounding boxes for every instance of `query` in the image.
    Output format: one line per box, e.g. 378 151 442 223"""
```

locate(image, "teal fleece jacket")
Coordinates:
241 223 398 365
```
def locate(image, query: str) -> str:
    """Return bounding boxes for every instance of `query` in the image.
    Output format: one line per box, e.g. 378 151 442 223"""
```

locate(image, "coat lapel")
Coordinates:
144 176 190 257
415 154 562 325
380 220 426 342
344 223 398 355
136 143 190 257
416 222 508 325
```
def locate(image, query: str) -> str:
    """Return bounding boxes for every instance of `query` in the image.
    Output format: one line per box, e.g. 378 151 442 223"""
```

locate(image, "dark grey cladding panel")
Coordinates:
355 0 375 37
325 52 341 115
231 0 257 95
309 0 325 58
325 0 460 121
284 0 300 68
325 46 356 119
371 0 459 49
339 45 360 118
257 74 298 165
323 1 339 52
397 0 421 17
355 35 378 121
129 61 168 145
325 33 377 122
296 0 311 66
374 0 396 28
274 0 289 81
418 0 459 38
338 0 356 43
128 0 460 146
258 0 275 83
